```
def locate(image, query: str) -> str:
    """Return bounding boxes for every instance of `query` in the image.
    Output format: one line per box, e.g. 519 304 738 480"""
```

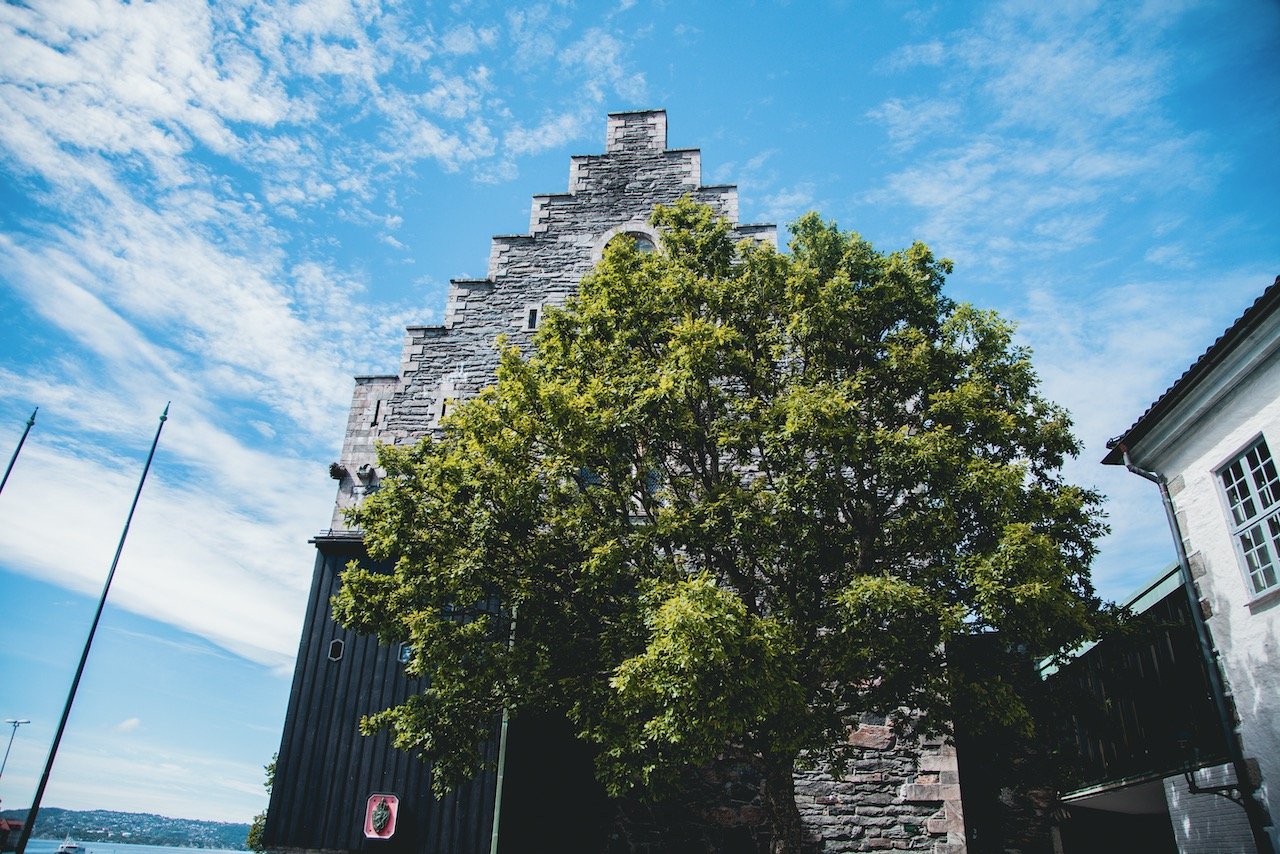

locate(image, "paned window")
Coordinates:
1219 438 1280 597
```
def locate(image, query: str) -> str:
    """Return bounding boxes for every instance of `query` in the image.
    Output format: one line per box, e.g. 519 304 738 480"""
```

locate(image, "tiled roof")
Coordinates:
1102 275 1280 465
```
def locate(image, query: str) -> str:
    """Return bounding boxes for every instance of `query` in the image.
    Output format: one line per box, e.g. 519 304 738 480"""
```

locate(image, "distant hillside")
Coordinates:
0 808 249 850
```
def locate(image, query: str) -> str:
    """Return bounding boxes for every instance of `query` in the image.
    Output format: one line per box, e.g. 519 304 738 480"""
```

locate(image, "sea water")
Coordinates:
24 842 244 854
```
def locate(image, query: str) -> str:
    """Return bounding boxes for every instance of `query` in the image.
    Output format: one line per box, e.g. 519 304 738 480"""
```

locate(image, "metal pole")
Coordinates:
0 719 30 781
489 606 518 854
0 408 37 496
15 404 169 854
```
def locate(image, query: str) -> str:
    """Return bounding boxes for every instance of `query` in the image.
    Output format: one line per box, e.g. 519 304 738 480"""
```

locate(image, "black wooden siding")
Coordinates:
264 534 499 854
1053 586 1227 792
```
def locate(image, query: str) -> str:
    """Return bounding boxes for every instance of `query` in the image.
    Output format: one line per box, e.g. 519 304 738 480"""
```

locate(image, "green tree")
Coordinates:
333 199 1108 853
245 754 275 852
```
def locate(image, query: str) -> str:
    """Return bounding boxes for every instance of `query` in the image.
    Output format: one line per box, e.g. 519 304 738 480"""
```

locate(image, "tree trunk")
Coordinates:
761 750 804 854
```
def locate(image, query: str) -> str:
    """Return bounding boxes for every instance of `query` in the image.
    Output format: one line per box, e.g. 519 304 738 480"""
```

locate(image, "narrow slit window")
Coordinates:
528 307 539 329
327 639 345 662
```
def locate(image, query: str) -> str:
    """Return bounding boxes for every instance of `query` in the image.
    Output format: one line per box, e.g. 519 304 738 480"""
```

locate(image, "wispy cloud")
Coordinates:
881 39 946 72
869 2 1205 269
115 717 142 733
507 4 570 69
504 109 592 157
866 98 960 151
0 0 657 676
755 183 819 229
560 28 647 103
1014 265 1274 595
441 23 498 55
28 735 272 822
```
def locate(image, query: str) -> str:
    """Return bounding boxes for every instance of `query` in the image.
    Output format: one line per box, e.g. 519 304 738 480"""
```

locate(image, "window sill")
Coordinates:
1245 584 1280 611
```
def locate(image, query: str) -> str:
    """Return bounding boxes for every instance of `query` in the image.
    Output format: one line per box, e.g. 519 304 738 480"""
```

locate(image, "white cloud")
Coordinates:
867 98 960 150
507 5 569 69
420 67 490 120
504 108 591 157
871 2 1205 270
1013 266 1274 598
0 431 324 667
116 717 142 733
441 23 497 55
1144 243 1195 270
560 28 647 103
882 39 946 71
756 183 818 228
32 733 272 822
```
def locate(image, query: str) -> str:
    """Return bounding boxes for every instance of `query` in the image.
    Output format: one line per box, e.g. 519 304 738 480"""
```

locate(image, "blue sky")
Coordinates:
0 0 1276 827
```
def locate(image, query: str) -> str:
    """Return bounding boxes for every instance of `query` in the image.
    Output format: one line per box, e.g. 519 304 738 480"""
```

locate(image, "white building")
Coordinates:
1104 276 1280 853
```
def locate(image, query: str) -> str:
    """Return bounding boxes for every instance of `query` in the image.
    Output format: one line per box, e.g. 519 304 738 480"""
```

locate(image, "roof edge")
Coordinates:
1102 275 1280 465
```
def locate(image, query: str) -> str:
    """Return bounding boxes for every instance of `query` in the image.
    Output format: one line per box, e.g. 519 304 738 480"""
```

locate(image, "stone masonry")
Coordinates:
795 718 966 853
328 110 774 529
325 110 966 853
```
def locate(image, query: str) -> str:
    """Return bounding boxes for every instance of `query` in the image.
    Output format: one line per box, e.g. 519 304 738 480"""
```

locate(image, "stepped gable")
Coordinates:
329 110 777 529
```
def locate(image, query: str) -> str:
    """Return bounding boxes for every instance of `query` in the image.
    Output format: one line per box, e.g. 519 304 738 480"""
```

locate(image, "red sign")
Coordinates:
364 793 399 840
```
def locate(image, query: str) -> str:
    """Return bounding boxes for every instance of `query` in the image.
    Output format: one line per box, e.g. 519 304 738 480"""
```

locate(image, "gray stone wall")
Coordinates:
330 374 397 528
328 109 776 530
796 720 966 853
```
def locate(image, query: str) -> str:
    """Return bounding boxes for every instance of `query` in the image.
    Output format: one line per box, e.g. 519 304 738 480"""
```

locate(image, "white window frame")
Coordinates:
433 380 456 427
523 302 542 331
327 638 345 662
1217 436 1280 599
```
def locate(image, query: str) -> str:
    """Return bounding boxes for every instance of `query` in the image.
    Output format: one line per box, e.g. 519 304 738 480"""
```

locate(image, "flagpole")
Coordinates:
0 407 37 496
15 404 169 854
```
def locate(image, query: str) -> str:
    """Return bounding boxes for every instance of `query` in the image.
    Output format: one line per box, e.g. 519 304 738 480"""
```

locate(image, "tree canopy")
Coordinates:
333 198 1108 852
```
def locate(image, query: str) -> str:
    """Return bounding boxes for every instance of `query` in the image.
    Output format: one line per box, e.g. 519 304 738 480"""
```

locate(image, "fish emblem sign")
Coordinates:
364 793 399 839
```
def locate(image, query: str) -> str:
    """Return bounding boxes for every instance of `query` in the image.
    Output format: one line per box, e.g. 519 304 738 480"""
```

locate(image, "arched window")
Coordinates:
608 232 656 254
592 224 661 265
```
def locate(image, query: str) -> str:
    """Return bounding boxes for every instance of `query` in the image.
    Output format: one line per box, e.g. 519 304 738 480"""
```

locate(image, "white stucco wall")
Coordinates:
1164 763 1258 853
1129 336 1280 852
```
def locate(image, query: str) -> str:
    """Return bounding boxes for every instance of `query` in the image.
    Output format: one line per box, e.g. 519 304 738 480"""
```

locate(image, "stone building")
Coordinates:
264 110 967 854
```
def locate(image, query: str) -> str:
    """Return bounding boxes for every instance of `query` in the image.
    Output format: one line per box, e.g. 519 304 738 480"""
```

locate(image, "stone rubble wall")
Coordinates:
605 716 965 853
795 719 966 853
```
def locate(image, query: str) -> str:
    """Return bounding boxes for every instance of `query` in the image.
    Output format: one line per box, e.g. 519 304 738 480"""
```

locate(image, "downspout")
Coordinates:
1115 443 1274 853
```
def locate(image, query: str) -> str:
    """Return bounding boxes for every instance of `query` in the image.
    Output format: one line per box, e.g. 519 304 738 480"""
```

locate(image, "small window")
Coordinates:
327 639 345 662
523 304 544 331
370 398 382 428
398 643 413 665
1219 438 1280 597
440 399 449 419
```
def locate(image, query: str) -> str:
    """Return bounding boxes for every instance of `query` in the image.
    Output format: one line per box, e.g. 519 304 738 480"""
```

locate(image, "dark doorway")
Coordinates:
495 713 612 853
